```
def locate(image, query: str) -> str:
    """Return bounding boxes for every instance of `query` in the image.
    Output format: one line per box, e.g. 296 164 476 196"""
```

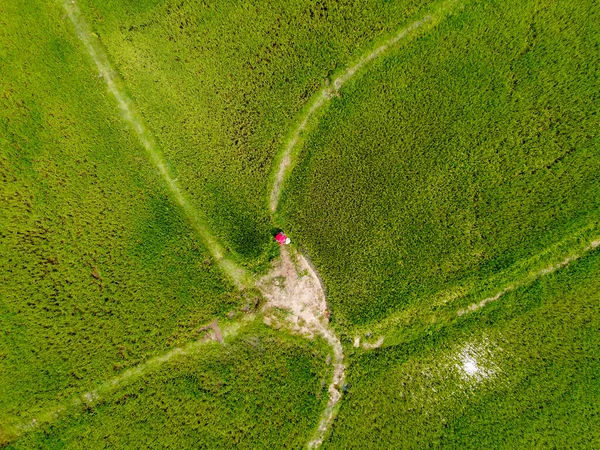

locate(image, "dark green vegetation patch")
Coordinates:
78 0 439 265
0 0 237 433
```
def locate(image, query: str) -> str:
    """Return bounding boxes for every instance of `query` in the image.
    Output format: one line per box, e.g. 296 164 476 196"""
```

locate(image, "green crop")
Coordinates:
324 247 600 449
76 0 439 267
8 323 331 449
2 0 600 447
281 0 600 327
0 0 237 431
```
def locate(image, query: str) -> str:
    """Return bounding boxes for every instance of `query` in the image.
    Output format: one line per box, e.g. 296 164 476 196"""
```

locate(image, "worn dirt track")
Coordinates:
197 319 224 343
9 1 597 449
62 0 250 289
55 3 344 448
269 0 461 214
258 247 344 448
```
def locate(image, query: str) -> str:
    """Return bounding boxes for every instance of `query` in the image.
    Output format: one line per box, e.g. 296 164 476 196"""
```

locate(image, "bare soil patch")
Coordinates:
258 247 344 448
197 320 224 343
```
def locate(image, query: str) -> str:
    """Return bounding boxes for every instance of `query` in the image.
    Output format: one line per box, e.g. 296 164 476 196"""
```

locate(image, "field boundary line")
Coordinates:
268 0 463 215
457 237 600 315
354 228 600 349
62 0 251 288
5 319 247 442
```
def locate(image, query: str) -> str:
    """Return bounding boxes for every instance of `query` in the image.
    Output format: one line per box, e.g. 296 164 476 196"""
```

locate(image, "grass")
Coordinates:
324 247 600 449
280 0 600 327
6 323 331 449
0 0 239 434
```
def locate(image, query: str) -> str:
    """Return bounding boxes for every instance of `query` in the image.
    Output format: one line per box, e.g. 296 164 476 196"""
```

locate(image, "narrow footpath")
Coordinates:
258 247 344 448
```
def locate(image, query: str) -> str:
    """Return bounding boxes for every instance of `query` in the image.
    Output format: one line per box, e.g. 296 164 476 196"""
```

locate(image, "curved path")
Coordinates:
458 237 600 316
266 0 462 445
59 3 344 448
269 0 462 214
15 1 594 448
355 226 600 349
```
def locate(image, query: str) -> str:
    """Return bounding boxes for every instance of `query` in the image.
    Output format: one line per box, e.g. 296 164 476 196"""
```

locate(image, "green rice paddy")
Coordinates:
8 323 330 449
325 249 600 449
281 0 600 327
1 0 236 437
2 0 599 447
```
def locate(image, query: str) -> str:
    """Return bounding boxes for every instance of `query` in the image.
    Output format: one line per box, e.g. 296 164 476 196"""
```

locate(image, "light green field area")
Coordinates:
77 0 439 264
2 0 600 448
0 0 237 435
324 249 600 449
281 0 600 326
8 323 330 449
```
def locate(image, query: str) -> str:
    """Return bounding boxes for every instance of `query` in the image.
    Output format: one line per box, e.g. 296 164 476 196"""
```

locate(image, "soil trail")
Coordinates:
62 3 342 446
62 0 250 288
196 319 224 343
258 247 344 448
264 1 462 445
269 0 461 214
9 319 242 441
458 239 600 316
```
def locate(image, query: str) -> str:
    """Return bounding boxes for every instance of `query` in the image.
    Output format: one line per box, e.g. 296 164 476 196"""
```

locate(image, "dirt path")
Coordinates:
258 247 344 448
60 1 461 448
63 0 250 289
61 3 343 446
196 319 225 343
352 232 600 353
9 319 242 442
265 1 463 445
458 238 600 316
269 0 461 214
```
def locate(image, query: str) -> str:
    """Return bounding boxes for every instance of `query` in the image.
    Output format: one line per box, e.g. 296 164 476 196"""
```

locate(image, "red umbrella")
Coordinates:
275 232 290 245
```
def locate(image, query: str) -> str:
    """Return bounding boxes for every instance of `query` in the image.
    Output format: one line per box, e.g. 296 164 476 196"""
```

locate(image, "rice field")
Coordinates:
325 249 600 448
2 0 599 447
280 0 600 327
